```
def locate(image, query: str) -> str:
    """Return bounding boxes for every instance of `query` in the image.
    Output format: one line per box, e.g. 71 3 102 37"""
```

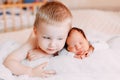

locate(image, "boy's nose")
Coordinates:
49 40 56 47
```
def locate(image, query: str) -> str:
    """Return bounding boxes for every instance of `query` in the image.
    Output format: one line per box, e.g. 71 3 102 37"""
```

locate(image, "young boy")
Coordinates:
3 1 72 78
66 27 94 59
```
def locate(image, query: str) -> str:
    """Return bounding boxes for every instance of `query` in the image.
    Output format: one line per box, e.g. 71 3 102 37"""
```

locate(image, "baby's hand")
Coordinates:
27 49 45 61
74 50 89 59
31 62 56 78
74 45 94 59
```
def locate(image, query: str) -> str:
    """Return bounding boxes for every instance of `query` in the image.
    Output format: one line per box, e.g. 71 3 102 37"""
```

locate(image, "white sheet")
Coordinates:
0 38 120 80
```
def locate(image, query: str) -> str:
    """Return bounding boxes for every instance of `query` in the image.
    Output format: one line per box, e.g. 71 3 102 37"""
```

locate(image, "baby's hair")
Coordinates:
68 27 87 39
65 27 88 49
34 1 72 27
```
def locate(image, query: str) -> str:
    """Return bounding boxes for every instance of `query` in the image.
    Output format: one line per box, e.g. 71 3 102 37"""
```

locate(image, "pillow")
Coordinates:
72 10 120 35
85 29 112 42
90 40 109 51
107 36 120 49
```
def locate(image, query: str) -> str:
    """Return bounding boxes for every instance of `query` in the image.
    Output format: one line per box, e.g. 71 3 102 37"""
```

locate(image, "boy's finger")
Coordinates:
44 70 56 74
39 62 48 69
41 70 56 78
41 73 54 78
30 56 37 61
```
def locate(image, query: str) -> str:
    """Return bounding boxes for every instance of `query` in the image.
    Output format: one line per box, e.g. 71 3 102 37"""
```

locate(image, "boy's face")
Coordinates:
34 22 70 55
66 30 89 54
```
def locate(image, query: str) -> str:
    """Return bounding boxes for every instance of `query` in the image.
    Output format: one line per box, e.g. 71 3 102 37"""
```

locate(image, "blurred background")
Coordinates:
0 0 120 10
0 0 46 4
59 0 120 10
0 0 120 33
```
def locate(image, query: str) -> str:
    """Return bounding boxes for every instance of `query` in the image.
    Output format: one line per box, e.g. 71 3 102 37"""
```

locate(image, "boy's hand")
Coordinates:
27 49 45 61
30 62 56 78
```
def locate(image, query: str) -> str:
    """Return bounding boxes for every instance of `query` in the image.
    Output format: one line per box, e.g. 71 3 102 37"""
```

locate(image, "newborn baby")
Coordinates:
66 27 94 59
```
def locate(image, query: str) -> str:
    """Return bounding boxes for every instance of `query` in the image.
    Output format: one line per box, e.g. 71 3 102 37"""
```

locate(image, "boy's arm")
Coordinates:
3 31 36 75
3 34 56 77
3 41 35 75
3 42 56 77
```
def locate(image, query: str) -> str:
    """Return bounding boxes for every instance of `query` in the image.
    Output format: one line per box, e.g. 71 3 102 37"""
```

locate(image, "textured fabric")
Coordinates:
72 9 120 35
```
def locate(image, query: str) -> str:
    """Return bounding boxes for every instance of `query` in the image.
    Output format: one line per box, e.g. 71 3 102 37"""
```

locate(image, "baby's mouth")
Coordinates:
76 50 83 55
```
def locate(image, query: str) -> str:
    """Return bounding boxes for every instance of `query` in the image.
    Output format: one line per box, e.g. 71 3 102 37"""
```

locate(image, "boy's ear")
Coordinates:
33 27 37 35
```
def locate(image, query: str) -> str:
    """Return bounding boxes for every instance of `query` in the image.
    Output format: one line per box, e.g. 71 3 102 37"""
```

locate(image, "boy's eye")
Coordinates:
43 36 50 39
58 38 63 40
79 42 82 45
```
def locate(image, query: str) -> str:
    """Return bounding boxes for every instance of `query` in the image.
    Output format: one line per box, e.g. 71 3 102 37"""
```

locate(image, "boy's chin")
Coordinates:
45 50 58 55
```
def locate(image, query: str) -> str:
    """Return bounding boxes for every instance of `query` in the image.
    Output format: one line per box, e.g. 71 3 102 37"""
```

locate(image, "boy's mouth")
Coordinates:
47 48 56 51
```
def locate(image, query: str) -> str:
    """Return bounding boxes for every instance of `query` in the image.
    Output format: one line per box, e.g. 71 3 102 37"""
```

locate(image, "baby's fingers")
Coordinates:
74 55 82 59
74 52 87 59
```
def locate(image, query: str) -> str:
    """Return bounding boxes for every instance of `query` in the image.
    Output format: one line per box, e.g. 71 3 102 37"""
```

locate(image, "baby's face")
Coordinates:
66 30 89 54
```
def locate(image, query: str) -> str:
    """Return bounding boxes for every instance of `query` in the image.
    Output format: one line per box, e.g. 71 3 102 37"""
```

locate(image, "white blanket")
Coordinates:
0 39 120 80
1 9 120 80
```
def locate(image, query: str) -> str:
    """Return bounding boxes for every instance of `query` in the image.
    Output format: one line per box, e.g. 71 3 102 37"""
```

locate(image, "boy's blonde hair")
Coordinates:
34 1 72 27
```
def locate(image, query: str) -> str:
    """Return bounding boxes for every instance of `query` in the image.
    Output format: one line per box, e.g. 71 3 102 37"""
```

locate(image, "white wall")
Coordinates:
59 0 120 10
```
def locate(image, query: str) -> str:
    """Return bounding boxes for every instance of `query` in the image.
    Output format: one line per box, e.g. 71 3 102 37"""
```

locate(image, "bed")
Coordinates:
0 3 120 80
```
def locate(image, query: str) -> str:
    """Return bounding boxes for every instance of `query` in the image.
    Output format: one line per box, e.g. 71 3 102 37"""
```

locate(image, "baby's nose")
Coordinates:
75 44 82 50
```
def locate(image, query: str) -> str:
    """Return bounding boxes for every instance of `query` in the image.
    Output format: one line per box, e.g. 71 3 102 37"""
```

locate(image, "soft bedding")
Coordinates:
0 9 120 80
0 28 32 44
0 40 120 80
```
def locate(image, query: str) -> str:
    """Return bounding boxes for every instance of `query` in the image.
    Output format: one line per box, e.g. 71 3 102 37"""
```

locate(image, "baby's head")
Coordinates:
66 27 90 53
33 1 72 55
